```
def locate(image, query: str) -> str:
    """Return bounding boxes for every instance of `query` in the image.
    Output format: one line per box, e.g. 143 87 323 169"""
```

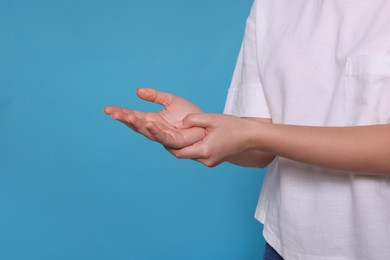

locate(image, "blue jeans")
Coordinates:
263 242 284 260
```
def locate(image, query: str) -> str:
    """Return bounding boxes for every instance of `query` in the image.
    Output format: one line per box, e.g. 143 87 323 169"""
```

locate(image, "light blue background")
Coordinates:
0 0 267 259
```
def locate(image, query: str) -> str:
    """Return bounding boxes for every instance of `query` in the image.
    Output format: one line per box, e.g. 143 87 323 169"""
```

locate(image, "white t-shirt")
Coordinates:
224 0 390 259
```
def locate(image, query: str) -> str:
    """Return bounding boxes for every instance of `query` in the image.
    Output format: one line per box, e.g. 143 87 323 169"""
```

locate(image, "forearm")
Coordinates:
226 150 275 168
226 117 275 168
252 123 390 175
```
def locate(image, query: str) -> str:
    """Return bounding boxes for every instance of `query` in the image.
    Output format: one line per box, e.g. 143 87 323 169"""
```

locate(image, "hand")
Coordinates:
160 113 261 167
103 88 206 148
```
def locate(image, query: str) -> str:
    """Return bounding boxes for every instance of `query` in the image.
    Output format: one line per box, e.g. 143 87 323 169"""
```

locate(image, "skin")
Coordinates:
104 88 205 149
104 88 390 175
174 114 390 175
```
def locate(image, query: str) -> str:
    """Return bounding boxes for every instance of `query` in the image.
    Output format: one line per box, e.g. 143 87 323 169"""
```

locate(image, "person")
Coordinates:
104 0 390 259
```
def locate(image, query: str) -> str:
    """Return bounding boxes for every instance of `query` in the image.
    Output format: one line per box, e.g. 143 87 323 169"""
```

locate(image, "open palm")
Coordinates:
103 88 205 148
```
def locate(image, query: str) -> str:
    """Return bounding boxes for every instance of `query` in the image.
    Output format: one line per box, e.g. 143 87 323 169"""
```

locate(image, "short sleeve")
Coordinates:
223 0 271 118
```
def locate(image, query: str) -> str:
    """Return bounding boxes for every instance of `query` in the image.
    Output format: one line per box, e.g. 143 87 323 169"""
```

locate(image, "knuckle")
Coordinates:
171 150 183 159
158 92 172 106
204 160 216 168
164 94 173 104
144 121 153 129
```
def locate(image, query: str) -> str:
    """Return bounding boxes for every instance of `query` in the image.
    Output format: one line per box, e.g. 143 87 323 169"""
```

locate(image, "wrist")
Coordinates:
244 119 270 151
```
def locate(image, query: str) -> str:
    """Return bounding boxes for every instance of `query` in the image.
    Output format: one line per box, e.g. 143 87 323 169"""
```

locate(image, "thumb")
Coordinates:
176 113 214 129
136 88 175 107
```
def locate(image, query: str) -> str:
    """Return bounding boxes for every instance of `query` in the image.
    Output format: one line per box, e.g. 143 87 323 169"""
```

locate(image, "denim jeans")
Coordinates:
263 242 284 260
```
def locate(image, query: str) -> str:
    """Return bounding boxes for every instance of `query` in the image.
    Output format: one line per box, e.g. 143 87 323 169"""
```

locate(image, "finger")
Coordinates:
104 105 158 141
109 110 142 131
136 88 175 107
114 109 145 129
111 110 127 121
113 112 138 130
119 108 148 120
147 121 195 148
165 147 204 160
123 117 156 141
111 112 155 141
124 113 144 130
164 147 200 160
195 158 221 168
149 122 206 148
179 127 206 146
103 106 123 115
164 141 208 160
179 113 216 129
104 106 143 118
146 121 180 147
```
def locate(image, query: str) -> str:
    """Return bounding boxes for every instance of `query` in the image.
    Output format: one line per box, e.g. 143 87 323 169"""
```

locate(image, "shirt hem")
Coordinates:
257 216 358 260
